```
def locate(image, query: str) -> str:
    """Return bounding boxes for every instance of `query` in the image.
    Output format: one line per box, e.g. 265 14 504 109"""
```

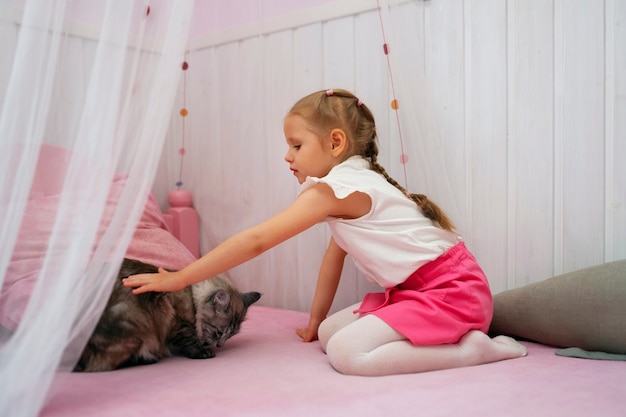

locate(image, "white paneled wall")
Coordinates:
154 0 625 311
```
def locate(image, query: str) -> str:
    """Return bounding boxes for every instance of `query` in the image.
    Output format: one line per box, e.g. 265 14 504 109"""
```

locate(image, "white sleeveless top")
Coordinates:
299 156 460 288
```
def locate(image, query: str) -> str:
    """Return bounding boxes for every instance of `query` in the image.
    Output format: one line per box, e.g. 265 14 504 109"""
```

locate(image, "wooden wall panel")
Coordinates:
608 0 626 260
466 1 509 293
153 0 626 311
508 1 555 287
3 0 622 312
421 0 467 225
323 16 356 89
558 1 606 272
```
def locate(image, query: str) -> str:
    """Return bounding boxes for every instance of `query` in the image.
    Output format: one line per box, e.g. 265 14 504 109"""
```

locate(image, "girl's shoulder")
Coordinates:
299 162 371 200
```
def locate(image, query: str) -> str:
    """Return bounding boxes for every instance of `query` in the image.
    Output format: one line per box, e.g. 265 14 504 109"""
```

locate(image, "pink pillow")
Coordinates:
125 193 197 271
0 147 196 331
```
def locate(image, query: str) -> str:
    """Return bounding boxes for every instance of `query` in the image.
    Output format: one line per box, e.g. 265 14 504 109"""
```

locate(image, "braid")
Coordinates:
370 157 456 232
364 140 378 160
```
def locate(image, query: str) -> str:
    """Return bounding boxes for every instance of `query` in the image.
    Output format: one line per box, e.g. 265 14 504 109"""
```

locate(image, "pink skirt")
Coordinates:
353 242 493 346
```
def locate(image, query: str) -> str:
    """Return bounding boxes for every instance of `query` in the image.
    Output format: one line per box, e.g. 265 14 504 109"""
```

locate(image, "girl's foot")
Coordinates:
459 330 528 365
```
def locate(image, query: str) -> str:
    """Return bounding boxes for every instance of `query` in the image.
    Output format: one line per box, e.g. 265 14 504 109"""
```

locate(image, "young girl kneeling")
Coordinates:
124 88 527 376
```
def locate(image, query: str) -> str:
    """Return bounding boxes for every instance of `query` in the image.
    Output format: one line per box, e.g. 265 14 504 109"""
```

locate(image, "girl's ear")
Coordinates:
329 128 347 156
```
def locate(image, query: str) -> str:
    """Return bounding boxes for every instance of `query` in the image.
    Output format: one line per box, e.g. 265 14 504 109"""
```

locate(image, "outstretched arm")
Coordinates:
123 183 348 294
297 237 346 342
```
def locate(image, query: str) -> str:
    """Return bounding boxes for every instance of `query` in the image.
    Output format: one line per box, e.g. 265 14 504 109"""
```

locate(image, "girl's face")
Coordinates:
283 115 337 184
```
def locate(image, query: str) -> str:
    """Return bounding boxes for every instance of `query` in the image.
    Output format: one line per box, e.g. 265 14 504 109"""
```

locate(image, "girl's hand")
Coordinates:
296 325 319 342
296 316 324 342
122 267 187 294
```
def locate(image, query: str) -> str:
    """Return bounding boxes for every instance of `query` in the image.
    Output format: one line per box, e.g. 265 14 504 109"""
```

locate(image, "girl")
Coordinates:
123 88 527 376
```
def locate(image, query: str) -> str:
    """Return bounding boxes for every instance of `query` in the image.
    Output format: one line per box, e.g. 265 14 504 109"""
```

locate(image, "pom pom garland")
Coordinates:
376 0 408 188
176 57 189 189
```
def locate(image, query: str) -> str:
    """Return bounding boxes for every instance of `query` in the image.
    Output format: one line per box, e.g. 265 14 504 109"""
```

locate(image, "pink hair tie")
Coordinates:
357 99 363 106
326 89 334 96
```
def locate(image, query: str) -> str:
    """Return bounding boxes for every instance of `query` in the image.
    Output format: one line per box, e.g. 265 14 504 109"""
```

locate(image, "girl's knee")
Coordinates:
324 332 362 375
318 319 333 353
319 303 361 352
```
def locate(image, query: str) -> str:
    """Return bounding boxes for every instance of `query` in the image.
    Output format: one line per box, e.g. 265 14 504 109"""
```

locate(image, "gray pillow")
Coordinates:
489 260 626 354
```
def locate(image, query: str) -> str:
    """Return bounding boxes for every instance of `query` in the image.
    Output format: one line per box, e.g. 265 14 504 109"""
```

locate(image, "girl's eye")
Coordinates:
293 145 301 150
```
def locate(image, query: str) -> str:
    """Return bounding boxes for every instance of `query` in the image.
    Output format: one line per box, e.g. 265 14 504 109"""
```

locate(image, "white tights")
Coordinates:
318 303 528 377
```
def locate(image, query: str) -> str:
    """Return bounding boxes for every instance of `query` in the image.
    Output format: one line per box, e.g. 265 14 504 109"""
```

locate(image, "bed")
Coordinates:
36 306 624 417
4 146 626 417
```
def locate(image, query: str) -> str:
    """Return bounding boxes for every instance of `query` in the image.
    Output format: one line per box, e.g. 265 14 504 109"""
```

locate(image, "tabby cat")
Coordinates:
74 258 261 372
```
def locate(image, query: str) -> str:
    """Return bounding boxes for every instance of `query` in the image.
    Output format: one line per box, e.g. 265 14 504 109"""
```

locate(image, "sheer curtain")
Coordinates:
0 1 460 415
0 1 193 416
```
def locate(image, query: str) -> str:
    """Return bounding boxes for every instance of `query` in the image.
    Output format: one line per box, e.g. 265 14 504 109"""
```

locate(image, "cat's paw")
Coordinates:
184 348 215 359
198 349 216 359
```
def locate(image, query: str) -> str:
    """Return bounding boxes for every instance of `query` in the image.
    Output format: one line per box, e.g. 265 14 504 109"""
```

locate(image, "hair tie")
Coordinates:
357 99 363 106
326 89 334 96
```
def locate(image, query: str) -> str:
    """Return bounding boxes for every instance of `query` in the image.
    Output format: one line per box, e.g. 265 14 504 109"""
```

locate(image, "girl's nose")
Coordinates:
284 150 292 163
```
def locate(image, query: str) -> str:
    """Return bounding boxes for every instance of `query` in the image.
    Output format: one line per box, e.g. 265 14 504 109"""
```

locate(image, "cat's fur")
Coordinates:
74 258 261 372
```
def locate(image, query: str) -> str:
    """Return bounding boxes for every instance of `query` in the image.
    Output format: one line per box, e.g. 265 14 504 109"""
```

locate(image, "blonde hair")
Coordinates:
288 88 455 232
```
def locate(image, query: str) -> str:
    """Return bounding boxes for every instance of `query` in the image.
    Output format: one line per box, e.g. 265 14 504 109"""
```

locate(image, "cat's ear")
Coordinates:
213 290 231 314
243 292 261 308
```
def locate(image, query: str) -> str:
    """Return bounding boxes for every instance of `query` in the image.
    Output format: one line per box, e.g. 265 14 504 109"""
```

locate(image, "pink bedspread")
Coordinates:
41 306 626 417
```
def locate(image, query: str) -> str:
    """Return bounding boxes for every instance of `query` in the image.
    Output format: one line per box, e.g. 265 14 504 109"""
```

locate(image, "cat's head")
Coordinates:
193 276 261 349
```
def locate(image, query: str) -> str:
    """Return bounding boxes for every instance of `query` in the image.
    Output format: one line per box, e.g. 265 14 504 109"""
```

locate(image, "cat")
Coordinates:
74 258 261 372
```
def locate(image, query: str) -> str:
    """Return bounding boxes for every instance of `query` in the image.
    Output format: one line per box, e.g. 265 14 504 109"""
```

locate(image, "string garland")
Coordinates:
148 2 189 191
376 0 409 189
167 2 405 190
177 55 189 189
